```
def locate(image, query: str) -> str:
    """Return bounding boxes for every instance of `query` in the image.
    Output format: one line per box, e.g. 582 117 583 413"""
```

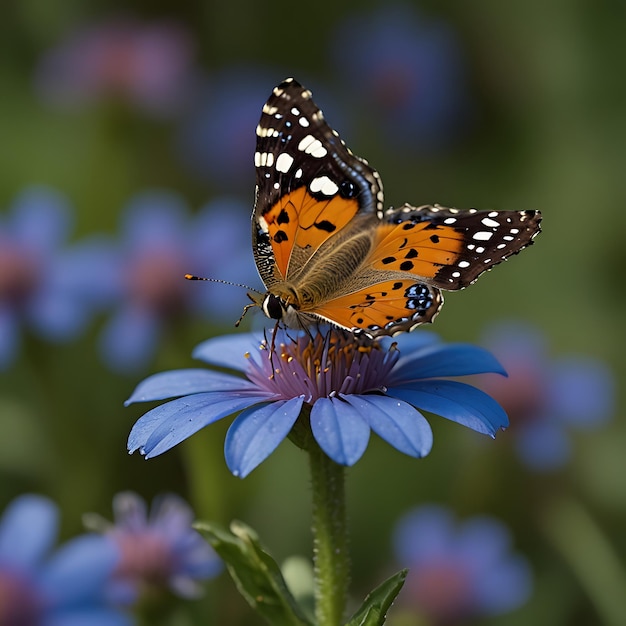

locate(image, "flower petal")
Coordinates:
342 394 432 458
128 391 271 457
310 396 370 466
387 380 508 436
45 610 133 626
125 368 255 405
548 356 614 427
515 419 570 471
0 305 20 371
390 343 506 382
99 306 161 374
192 333 259 371
9 186 72 252
225 397 304 478
40 534 119 603
393 505 455 563
0 495 58 569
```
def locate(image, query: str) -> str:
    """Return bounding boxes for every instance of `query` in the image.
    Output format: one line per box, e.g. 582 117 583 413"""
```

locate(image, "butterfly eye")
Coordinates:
262 293 284 320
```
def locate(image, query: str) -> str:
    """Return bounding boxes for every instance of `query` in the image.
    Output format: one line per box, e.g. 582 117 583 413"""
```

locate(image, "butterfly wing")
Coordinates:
252 78 384 287
310 204 541 336
373 204 542 289
312 279 443 336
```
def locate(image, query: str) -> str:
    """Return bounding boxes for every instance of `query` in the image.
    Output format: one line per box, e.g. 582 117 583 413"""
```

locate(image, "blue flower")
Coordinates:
93 190 256 373
392 505 532 623
127 329 508 478
34 16 197 118
0 494 130 626
479 321 615 471
0 187 103 370
85 492 221 600
330 3 470 149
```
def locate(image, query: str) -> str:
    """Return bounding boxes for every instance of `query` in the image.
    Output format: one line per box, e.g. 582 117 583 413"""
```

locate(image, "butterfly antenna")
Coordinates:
184 274 262 294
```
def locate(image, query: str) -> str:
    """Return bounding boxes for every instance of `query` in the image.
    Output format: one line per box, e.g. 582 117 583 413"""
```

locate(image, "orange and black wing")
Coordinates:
311 204 541 337
371 204 542 289
251 78 384 286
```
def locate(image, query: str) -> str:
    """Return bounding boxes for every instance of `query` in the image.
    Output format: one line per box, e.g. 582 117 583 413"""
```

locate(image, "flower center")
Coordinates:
409 560 475 624
0 570 43 626
481 361 546 427
0 243 40 306
245 329 399 403
113 530 176 590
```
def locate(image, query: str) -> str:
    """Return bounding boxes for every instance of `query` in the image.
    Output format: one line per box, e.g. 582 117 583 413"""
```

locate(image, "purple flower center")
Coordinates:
113 530 176 589
408 559 475 624
481 360 546 426
244 330 399 403
0 244 40 306
0 570 43 626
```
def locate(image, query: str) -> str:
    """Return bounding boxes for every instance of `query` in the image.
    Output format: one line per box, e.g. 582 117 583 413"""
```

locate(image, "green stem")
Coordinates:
308 438 350 626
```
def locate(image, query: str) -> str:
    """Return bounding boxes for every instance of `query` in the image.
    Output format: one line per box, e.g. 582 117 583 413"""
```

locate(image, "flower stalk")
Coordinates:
308 429 350 626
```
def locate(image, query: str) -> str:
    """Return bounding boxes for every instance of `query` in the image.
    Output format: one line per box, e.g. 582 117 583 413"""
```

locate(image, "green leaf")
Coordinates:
345 569 408 626
196 520 314 626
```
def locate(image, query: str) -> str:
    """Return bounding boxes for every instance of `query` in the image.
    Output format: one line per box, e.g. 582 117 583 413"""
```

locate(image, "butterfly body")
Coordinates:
249 78 541 337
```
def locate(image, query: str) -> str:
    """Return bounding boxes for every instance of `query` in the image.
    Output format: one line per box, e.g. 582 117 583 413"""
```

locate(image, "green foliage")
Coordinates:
197 520 314 626
345 569 408 626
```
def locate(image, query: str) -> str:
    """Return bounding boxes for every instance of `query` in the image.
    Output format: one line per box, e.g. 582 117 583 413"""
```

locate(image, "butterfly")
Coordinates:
245 77 541 338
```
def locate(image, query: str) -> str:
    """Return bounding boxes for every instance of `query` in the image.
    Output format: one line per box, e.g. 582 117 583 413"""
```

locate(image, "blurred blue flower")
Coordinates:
330 3 470 149
34 16 197 118
85 492 220 600
95 190 256 374
127 328 508 478
176 66 284 190
393 505 532 624
479 321 615 471
0 187 103 370
0 494 130 626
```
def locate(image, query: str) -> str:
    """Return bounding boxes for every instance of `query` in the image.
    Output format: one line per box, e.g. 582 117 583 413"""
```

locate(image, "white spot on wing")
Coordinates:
275 152 294 173
297 134 327 158
473 231 493 241
310 176 339 196
481 217 500 228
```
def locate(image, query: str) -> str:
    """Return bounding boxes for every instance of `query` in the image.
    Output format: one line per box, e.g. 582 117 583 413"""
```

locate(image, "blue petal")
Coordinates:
387 380 509 436
225 397 304 477
548 356 614 427
192 333 259 371
128 391 271 457
125 369 256 405
45 610 133 626
99 306 161 374
0 305 20 371
121 191 188 248
0 495 58 569
515 419 570 471
389 343 506 383
40 534 118 602
26 287 90 342
310 397 370 466
342 394 432 458
393 505 455 562
383 330 440 352
9 186 73 252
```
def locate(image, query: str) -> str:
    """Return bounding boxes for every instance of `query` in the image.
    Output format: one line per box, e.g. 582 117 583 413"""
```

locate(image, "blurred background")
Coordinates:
1 0 624 624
